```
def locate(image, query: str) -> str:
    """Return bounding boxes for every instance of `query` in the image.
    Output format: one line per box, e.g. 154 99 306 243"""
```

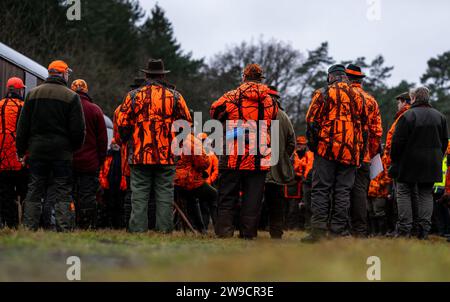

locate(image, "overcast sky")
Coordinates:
139 0 450 85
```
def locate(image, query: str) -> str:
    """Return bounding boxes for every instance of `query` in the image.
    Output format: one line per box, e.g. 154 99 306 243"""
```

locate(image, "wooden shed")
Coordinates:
0 42 48 98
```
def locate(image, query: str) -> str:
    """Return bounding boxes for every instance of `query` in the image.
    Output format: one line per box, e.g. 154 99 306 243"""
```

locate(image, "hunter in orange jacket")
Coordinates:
293 136 315 180
0 77 28 228
117 79 192 166
306 70 367 167
175 134 210 191
367 92 412 200
197 133 219 185
0 89 24 171
303 64 369 242
384 93 411 171
210 66 278 171
212 64 278 239
287 137 314 199
99 138 128 191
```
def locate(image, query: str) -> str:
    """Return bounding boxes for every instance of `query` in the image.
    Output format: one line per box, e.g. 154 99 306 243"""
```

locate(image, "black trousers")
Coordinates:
23 160 74 232
303 170 313 230
349 163 371 236
0 170 28 228
265 183 285 238
73 172 99 230
177 183 218 232
311 156 356 234
215 170 267 239
41 175 56 230
284 199 300 230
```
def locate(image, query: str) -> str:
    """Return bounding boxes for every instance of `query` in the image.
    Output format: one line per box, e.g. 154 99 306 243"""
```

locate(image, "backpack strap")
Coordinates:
170 88 180 119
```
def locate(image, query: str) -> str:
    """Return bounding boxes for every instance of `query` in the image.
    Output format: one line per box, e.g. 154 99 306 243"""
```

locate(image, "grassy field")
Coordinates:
0 229 449 282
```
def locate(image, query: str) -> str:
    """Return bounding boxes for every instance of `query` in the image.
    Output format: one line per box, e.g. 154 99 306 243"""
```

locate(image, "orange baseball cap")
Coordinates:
297 136 308 145
48 60 72 73
6 77 26 89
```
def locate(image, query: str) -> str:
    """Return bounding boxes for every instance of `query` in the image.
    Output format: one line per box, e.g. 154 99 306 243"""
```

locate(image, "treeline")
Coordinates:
1 0 450 137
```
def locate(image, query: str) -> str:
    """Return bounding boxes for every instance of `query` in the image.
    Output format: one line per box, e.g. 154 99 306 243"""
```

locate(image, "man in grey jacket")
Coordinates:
265 87 296 239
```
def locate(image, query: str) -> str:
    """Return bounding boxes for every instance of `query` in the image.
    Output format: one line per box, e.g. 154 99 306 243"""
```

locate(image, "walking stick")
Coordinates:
173 201 198 234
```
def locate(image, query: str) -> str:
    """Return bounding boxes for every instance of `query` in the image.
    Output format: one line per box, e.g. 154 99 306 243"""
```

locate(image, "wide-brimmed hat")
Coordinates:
328 64 346 74
140 59 170 75
345 64 366 78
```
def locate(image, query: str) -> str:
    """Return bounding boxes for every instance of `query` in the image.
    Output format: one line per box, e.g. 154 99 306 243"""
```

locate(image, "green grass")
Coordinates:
0 229 449 282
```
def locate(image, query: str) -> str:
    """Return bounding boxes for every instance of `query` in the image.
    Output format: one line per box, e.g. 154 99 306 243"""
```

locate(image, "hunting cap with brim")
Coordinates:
7 77 26 89
48 60 72 74
140 59 170 75
328 64 346 74
345 64 366 78
396 92 411 102
297 136 308 145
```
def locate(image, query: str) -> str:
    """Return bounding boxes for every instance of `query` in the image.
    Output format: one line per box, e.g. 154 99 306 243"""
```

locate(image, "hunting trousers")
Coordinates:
215 170 267 239
73 173 99 230
129 164 176 233
0 170 28 228
23 160 74 232
396 182 434 235
311 156 356 235
350 163 371 236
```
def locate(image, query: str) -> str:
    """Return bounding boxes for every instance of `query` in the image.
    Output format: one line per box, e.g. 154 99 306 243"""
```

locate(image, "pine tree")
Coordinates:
139 4 203 76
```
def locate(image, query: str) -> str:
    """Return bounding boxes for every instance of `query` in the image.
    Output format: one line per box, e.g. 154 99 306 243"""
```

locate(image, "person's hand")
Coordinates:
17 154 27 167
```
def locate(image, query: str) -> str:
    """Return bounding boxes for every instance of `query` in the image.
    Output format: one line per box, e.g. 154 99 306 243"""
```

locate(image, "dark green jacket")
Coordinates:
266 108 296 185
16 77 86 161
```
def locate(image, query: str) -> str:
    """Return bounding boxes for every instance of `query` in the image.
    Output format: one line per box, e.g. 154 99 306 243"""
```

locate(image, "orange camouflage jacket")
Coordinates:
0 94 24 171
210 81 278 171
368 157 391 198
175 134 210 190
351 83 383 163
113 106 130 178
206 150 219 184
368 105 411 198
306 79 367 166
117 80 192 166
293 151 314 179
383 104 410 170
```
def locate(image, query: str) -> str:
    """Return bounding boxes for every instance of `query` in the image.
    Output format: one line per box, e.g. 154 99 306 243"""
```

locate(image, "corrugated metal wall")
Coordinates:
0 57 25 98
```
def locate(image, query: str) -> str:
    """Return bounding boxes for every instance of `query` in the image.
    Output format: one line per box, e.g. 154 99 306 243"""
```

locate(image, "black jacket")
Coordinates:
390 101 448 183
16 77 86 161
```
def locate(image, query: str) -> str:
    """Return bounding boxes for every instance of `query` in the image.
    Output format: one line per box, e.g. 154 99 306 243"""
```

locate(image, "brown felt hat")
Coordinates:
140 59 171 75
